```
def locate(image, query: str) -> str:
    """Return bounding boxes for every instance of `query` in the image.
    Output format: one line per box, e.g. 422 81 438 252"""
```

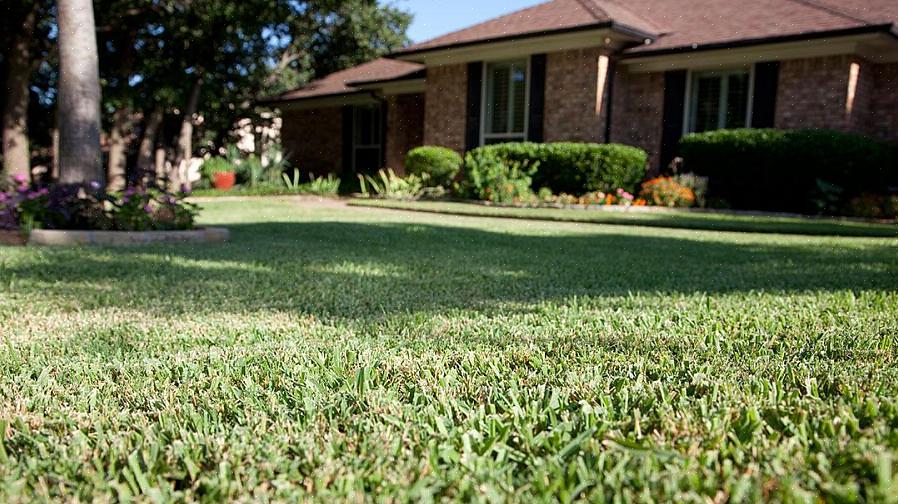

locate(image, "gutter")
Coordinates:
621 23 898 59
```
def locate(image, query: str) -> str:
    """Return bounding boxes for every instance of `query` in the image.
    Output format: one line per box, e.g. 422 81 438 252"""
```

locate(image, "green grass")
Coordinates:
1 198 897 502
349 199 898 237
190 185 302 198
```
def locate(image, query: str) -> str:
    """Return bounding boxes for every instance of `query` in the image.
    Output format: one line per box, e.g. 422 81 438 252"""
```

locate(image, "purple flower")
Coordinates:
179 184 191 195
89 181 102 191
124 187 137 197
122 196 130 204
143 204 153 214
38 188 49 196
12 174 27 184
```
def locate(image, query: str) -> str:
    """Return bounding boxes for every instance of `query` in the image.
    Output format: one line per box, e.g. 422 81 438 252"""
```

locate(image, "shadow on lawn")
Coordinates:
4 220 897 320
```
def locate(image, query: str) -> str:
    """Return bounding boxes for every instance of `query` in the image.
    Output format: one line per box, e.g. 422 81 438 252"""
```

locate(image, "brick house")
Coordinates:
264 0 898 176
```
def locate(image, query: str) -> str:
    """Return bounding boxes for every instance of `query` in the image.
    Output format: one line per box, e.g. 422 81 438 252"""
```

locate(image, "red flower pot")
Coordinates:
213 172 236 190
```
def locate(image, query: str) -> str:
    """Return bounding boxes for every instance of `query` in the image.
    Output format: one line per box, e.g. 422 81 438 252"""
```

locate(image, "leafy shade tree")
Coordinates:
57 0 103 185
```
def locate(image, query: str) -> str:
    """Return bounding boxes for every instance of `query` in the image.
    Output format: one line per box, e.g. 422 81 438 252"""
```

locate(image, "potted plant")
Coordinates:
203 157 236 190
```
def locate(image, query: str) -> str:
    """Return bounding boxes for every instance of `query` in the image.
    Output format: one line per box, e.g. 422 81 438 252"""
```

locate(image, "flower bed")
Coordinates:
1 176 199 234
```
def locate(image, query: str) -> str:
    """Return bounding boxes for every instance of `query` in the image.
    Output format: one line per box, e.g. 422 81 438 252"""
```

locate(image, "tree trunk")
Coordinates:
106 107 136 191
2 5 38 181
172 77 203 190
57 0 103 185
137 107 163 186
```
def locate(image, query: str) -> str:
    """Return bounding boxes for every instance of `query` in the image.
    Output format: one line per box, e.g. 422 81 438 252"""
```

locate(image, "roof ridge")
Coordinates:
573 0 610 22
782 0 878 26
579 0 666 34
408 0 560 48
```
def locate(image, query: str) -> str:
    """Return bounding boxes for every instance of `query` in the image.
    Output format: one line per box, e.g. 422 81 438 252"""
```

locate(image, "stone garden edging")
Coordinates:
25 227 230 247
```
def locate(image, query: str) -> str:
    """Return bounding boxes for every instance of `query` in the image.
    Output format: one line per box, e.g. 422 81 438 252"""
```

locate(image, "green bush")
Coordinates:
678 129 898 214
405 146 463 188
462 149 537 204
466 142 647 195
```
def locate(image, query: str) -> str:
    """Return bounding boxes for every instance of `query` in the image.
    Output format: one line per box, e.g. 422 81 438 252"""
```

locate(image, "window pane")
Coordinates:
512 65 526 133
725 73 749 128
693 77 721 133
488 66 510 134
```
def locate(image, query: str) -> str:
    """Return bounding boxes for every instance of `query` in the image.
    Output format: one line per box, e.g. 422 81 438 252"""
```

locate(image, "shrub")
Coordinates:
639 177 696 208
465 142 647 195
405 147 463 188
847 194 898 219
462 149 537 204
678 129 898 214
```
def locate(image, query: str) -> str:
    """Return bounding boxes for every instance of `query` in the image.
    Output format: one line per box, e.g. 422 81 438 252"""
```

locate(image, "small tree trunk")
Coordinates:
172 77 203 190
106 107 132 191
137 107 163 186
57 0 103 185
2 6 38 181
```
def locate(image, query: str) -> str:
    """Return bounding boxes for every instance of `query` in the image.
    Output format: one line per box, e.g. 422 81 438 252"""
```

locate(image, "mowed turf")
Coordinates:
1 197 897 502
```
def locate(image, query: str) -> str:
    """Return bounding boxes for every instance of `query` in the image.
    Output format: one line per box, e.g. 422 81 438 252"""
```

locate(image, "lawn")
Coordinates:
349 199 898 237
1 197 897 502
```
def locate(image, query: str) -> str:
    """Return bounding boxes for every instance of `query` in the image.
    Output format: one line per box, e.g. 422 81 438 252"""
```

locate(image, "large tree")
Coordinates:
57 0 103 185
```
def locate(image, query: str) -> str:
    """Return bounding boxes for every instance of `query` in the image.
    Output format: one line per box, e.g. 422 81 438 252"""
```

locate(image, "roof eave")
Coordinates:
391 21 657 62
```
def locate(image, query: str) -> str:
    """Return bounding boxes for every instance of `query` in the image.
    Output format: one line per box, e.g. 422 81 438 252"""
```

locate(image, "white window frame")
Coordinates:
480 58 531 146
683 65 755 134
352 105 382 173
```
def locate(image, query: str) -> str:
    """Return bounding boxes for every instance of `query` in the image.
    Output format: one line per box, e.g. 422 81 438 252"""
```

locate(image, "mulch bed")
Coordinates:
0 230 26 246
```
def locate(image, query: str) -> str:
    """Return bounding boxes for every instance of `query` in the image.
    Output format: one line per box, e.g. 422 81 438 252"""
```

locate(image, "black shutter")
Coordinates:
751 61 780 128
341 105 353 173
465 62 483 152
380 100 388 168
660 70 688 170
528 54 546 143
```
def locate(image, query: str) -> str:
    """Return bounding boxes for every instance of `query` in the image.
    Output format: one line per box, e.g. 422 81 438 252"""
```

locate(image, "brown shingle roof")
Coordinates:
264 58 423 103
620 0 898 55
395 0 898 57
395 0 661 56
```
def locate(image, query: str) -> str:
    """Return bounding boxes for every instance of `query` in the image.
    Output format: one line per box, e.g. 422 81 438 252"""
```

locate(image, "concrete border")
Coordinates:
27 227 230 247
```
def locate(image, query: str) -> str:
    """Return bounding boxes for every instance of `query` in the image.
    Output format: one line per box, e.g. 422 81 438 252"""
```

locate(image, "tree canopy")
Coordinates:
1 0 411 185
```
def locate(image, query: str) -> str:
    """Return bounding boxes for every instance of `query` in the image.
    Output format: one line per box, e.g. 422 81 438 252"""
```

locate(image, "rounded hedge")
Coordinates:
678 129 898 214
405 146 463 188
465 142 648 195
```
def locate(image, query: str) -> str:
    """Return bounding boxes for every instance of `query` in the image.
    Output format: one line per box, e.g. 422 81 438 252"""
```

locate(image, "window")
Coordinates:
352 105 382 173
687 69 752 133
483 60 529 145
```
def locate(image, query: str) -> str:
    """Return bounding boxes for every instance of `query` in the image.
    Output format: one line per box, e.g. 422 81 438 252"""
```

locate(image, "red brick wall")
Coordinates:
385 93 426 173
424 64 468 152
610 69 665 170
870 62 898 143
544 48 611 143
775 55 858 131
280 107 343 175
